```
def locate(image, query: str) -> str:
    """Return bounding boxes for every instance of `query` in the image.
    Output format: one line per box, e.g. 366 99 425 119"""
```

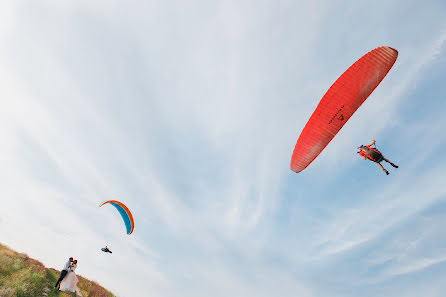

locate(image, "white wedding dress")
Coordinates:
60 264 83 296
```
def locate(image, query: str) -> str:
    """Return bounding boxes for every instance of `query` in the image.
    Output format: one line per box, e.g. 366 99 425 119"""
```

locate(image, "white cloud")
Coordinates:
1 1 446 297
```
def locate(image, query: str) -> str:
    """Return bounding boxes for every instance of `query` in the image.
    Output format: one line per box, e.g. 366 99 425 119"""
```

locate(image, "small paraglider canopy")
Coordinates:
290 46 398 173
99 200 134 235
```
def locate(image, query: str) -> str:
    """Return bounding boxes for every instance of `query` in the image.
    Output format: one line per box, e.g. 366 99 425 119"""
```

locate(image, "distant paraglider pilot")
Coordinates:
101 246 112 254
358 140 398 175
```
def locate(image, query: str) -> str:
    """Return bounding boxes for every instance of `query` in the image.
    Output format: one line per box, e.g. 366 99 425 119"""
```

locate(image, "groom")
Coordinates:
54 257 73 289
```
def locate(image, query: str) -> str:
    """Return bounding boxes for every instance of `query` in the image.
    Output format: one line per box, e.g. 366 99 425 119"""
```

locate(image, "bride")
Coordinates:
59 259 83 296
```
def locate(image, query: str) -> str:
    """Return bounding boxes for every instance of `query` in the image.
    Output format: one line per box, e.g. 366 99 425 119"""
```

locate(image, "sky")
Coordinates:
0 0 445 296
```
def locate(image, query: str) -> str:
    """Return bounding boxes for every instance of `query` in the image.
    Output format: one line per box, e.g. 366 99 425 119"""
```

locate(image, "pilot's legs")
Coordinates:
383 158 398 168
377 162 389 175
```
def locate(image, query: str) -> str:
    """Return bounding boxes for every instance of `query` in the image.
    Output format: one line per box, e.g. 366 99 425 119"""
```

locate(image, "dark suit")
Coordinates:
55 260 71 289
55 270 68 288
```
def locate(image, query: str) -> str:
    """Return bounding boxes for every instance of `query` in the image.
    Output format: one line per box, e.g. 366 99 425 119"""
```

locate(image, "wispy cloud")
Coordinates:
1 1 446 297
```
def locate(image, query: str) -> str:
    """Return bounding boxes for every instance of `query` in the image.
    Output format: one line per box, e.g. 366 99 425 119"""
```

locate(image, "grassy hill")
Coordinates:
0 243 116 297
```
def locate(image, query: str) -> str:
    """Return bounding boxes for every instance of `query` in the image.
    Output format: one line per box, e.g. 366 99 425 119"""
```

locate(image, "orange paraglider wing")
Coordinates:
290 46 398 173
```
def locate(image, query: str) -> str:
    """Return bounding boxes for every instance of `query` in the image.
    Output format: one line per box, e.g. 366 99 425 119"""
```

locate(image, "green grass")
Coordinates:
0 244 46 297
0 243 116 297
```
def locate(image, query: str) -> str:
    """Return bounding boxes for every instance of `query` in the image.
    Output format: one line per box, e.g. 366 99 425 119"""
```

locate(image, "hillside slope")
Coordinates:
0 243 116 297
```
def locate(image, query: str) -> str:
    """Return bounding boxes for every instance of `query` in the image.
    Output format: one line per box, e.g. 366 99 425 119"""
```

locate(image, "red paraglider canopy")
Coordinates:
290 46 398 173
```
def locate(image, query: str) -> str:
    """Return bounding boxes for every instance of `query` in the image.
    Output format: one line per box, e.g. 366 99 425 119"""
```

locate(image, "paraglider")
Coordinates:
101 246 113 254
357 140 398 175
99 200 134 235
290 46 398 173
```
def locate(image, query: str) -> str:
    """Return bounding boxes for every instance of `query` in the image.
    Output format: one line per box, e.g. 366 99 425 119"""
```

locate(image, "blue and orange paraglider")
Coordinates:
290 46 398 173
99 200 134 235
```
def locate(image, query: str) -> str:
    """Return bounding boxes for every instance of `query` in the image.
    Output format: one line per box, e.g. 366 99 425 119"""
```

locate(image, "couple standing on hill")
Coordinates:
54 257 82 296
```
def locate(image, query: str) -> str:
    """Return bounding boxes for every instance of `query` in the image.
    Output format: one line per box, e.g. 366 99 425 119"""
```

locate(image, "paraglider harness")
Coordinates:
101 247 112 254
358 143 384 163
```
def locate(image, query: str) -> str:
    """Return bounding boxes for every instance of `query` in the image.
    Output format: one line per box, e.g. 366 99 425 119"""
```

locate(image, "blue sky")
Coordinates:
0 1 445 296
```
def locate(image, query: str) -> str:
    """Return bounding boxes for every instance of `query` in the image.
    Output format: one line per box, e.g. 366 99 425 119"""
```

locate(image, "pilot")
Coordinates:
358 140 398 175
